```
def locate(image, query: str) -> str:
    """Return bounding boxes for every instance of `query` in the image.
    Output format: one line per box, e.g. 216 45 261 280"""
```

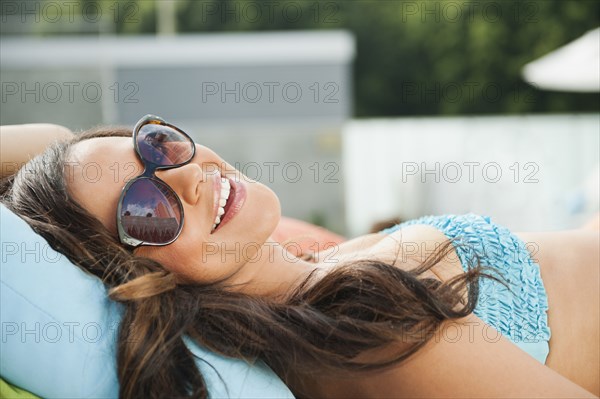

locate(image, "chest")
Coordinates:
316 225 465 283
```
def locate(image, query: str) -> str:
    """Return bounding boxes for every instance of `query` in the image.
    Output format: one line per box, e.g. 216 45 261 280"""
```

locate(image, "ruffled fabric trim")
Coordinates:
381 214 551 363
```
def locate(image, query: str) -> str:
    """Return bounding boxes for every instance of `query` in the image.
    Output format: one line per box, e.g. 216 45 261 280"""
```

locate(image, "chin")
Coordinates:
236 181 281 244
258 185 282 238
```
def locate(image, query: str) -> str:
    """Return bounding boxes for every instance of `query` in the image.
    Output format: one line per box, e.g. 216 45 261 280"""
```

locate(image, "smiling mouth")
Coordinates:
211 176 234 233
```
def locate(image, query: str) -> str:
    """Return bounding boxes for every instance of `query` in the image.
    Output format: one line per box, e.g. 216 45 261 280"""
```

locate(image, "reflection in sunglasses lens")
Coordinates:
137 124 194 166
121 179 182 244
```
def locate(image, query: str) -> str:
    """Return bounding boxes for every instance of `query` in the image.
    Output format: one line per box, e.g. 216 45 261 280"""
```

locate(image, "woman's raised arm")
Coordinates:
302 313 598 398
0 123 73 178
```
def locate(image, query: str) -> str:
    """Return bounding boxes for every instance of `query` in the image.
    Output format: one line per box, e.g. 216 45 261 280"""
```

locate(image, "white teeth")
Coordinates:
221 187 230 199
221 178 230 199
212 176 232 233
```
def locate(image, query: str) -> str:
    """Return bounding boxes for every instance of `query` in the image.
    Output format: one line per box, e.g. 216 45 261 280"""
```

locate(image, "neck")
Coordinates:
224 238 327 300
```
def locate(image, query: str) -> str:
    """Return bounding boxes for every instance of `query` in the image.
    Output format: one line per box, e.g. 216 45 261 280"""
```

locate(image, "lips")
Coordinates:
216 177 245 230
210 173 246 234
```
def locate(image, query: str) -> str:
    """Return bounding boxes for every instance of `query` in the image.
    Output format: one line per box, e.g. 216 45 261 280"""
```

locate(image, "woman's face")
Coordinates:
66 136 281 283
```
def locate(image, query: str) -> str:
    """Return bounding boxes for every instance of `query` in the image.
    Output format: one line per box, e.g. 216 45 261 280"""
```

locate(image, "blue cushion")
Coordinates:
0 204 294 398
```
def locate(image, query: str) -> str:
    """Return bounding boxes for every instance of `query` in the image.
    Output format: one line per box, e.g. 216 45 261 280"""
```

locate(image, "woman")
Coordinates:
1 115 598 398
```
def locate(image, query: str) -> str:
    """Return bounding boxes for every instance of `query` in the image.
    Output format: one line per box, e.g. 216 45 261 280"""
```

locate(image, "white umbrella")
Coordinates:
522 27 600 92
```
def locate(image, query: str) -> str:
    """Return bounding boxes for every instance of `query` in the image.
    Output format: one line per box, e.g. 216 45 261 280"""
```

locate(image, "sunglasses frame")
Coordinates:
116 114 196 248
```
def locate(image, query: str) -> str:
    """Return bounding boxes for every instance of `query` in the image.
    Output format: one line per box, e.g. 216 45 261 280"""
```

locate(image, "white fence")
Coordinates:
343 114 600 236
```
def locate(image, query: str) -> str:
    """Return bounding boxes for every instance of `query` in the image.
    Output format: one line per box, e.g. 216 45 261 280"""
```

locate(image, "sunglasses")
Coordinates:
116 115 196 248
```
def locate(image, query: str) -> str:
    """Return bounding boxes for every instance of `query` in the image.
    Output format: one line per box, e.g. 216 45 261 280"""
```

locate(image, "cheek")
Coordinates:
135 245 187 276
133 184 281 284
138 239 218 283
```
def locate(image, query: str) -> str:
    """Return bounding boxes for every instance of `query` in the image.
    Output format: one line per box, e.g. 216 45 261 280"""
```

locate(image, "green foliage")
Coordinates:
178 0 600 116
24 0 600 116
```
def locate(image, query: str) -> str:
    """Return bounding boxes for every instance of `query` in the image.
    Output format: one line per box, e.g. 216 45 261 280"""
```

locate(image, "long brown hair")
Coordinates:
0 127 503 398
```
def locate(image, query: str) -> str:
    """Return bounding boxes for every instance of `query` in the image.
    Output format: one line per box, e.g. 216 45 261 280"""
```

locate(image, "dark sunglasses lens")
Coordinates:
120 179 182 244
136 123 194 166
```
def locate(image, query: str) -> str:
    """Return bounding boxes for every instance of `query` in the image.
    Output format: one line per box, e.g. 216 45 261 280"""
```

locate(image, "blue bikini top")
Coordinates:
380 213 551 364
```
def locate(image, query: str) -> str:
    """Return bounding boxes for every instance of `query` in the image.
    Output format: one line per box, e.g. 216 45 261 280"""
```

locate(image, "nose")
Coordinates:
155 163 205 205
